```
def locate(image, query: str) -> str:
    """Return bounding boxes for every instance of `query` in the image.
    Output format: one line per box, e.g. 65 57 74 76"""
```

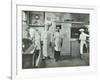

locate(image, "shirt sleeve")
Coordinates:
86 34 89 37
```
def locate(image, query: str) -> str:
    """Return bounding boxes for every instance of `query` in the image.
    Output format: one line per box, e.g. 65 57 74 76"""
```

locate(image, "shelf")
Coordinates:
29 24 44 27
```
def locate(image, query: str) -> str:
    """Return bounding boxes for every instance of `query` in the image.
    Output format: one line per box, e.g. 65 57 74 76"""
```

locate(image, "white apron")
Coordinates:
54 32 62 51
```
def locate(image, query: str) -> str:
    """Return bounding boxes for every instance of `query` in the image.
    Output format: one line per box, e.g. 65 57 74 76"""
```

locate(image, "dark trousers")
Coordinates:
33 50 39 67
54 50 60 61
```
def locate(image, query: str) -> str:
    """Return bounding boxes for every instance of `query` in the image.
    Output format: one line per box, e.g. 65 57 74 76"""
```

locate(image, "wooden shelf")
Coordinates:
29 24 44 27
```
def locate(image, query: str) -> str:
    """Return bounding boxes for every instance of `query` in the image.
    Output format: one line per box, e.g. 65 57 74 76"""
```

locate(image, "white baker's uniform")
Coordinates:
29 28 41 67
54 31 62 51
29 28 41 50
79 32 89 54
41 20 52 58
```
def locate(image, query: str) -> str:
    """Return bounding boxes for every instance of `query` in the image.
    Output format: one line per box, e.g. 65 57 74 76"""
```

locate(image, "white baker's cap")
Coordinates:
79 29 84 32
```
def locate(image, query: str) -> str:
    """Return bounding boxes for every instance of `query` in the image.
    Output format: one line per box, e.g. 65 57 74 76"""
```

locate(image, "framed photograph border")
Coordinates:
11 2 97 80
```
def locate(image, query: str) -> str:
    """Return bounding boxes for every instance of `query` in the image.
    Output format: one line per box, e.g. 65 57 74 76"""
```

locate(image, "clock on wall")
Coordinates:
34 14 40 20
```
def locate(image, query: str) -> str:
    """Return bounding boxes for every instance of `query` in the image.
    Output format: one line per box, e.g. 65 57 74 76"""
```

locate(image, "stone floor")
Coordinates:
22 52 89 69
39 53 89 68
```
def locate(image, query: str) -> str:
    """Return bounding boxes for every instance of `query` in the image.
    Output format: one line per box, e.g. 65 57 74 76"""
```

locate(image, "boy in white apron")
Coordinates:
54 26 63 62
